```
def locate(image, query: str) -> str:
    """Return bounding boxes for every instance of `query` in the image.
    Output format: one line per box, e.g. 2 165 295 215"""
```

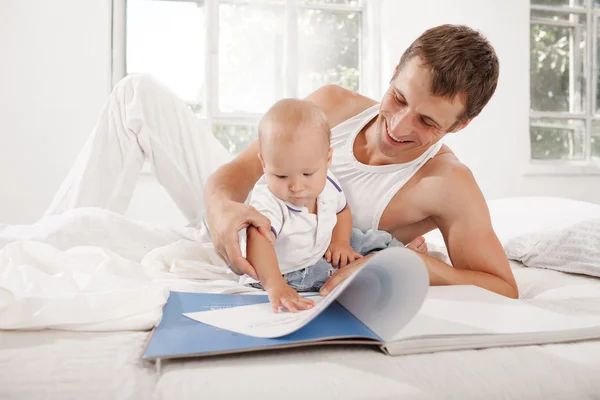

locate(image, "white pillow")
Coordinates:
504 217 600 277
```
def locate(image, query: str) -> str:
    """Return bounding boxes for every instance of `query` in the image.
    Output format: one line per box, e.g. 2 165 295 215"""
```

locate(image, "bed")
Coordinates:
2 196 600 400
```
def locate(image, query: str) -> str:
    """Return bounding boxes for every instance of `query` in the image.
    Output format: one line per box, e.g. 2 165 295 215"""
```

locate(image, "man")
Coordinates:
204 24 518 298
46 24 517 298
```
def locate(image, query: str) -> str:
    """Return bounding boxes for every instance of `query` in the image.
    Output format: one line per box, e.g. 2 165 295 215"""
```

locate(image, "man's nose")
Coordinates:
390 109 415 134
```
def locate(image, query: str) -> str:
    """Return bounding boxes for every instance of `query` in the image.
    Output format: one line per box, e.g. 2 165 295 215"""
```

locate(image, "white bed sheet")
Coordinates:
3 197 600 399
3 262 600 400
0 330 156 400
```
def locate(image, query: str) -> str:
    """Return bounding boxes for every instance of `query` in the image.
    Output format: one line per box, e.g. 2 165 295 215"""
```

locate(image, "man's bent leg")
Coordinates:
45 74 233 223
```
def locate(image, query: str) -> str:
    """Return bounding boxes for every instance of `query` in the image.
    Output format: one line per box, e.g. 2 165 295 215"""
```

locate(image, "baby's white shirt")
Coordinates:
240 171 347 284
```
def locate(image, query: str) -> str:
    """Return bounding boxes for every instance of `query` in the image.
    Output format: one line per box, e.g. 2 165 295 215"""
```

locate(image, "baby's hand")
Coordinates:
325 241 362 268
266 281 315 313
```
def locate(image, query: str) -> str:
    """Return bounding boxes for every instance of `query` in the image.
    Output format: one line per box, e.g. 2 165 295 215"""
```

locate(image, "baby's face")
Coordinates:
260 133 331 208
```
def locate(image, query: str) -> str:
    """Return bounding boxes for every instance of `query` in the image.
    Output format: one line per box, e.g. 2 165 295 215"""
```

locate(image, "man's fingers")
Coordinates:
250 211 272 238
221 234 241 263
325 249 332 263
320 254 373 296
230 255 257 279
320 267 352 296
215 243 230 266
223 235 258 279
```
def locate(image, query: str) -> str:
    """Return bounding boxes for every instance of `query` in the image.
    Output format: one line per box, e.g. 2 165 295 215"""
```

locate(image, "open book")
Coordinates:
143 247 600 361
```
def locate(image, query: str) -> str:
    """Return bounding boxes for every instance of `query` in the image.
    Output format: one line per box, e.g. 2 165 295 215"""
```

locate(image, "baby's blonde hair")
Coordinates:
258 98 330 153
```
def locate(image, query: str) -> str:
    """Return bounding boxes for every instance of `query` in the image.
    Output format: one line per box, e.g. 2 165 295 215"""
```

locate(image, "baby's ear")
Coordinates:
257 153 266 171
327 148 333 167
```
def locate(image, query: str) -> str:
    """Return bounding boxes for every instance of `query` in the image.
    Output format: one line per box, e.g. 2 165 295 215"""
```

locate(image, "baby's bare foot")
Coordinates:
405 236 428 254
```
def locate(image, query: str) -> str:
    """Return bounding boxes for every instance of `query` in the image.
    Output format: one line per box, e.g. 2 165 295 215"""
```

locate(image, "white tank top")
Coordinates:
329 104 443 232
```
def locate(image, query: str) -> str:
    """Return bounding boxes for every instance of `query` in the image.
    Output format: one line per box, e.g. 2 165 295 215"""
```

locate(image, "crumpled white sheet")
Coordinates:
0 207 256 331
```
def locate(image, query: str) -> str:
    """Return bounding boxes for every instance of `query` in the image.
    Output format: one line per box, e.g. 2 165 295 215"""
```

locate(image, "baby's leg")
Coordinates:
349 229 400 256
282 259 335 292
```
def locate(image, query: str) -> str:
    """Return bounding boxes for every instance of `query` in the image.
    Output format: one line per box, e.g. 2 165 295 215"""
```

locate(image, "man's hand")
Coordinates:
325 241 362 268
319 253 375 296
205 199 272 279
266 281 316 313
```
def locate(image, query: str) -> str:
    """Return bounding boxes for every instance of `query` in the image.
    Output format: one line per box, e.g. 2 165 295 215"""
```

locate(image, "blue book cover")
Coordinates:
143 291 383 360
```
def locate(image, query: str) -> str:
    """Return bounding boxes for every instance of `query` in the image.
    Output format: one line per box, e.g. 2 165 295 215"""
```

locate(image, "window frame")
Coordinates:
110 0 378 135
529 1 600 174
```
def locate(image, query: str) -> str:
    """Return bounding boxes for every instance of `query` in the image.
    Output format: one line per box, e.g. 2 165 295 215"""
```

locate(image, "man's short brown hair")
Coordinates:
393 24 499 123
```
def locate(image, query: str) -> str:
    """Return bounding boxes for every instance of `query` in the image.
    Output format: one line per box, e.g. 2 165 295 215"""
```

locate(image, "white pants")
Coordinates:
45 74 233 225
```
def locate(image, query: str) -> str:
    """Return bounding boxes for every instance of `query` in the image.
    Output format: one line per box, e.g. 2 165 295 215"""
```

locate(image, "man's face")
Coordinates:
375 56 469 162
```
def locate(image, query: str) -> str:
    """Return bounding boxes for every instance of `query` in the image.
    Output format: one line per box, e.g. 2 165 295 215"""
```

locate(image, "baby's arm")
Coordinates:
246 226 315 313
326 205 362 268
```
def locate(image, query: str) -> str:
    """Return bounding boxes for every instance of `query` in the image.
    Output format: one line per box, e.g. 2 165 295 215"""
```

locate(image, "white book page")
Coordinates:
184 247 430 339
185 295 325 338
336 246 429 342
393 285 600 341
183 260 362 338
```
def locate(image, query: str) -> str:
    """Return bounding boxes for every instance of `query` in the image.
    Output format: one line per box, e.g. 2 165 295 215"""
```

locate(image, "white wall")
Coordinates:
0 0 112 223
380 0 600 204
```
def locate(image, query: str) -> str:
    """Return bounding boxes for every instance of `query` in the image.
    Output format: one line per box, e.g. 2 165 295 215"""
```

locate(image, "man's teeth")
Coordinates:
386 125 409 143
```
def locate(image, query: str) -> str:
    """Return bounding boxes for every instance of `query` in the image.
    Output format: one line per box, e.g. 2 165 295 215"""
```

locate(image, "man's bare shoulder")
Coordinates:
305 84 377 128
428 147 475 182
417 147 484 216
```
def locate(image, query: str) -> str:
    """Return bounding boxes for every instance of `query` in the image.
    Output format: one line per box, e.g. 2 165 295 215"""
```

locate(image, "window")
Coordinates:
530 0 600 162
115 0 370 155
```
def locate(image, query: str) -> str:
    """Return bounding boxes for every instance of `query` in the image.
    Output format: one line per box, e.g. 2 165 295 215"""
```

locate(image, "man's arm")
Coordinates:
205 140 262 203
204 140 270 278
305 84 376 128
319 164 518 299
419 165 518 298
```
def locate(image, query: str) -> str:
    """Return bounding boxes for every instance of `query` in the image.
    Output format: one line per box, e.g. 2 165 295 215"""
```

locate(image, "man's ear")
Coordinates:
327 147 333 167
257 153 266 171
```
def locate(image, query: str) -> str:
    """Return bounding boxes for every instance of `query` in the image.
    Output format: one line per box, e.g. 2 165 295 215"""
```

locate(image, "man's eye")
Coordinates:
275 175 288 179
420 118 433 128
395 96 406 105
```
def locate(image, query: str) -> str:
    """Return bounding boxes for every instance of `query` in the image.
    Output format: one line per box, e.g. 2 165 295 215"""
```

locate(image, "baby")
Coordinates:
243 98 400 312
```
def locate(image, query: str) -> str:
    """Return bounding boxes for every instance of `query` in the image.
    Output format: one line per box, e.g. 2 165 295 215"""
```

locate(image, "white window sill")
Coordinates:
523 161 600 176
